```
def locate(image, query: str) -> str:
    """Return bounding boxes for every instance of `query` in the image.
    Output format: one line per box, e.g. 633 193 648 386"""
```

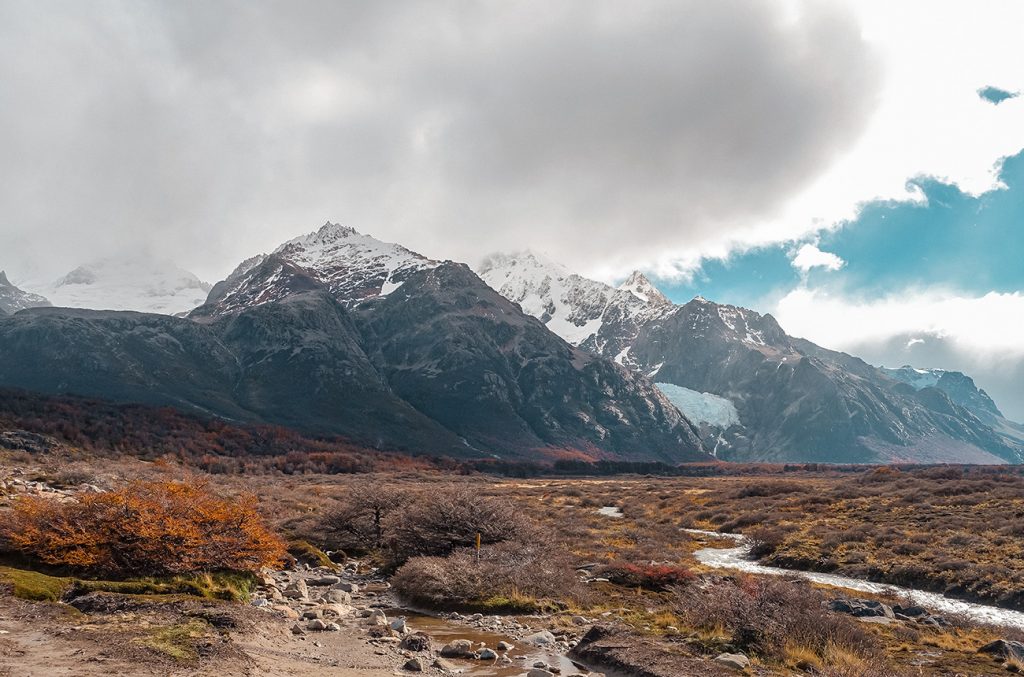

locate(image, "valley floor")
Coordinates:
3 450 1024 675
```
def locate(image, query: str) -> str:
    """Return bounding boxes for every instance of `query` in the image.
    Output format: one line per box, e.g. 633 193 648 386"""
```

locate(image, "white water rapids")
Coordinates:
684 529 1024 630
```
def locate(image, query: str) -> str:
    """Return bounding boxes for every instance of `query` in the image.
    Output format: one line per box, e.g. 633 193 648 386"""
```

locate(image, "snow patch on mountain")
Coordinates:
273 222 440 304
881 365 946 390
477 252 672 352
32 259 211 315
656 383 740 428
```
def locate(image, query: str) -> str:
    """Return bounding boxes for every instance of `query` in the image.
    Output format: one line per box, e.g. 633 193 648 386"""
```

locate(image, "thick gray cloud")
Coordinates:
0 0 879 283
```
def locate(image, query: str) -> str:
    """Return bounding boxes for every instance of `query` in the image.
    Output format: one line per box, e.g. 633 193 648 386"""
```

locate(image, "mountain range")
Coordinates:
1 224 1020 464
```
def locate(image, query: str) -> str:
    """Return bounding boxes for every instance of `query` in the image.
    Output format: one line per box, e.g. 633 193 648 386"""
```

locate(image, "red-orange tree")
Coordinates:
2 480 285 576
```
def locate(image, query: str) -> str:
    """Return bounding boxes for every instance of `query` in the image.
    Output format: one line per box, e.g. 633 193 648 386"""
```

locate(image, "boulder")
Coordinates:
440 639 474 658
979 639 1024 662
365 609 389 627
713 653 750 671
477 648 498 660
325 589 352 604
399 632 433 652
283 579 309 600
431 657 460 673
272 605 299 620
523 630 557 646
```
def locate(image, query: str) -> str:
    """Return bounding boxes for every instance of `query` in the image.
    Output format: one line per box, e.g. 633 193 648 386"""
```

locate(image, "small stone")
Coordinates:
273 605 300 620
478 648 498 660
391 618 408 634
283 579 309 600
290 623 305 635
404 657 423 672
496 641 514 651
325 622 341 632
334 582 360 593
571 615 588 626
309 575 341 586
527 669 554 677
399 632 432 652
307 619 328 631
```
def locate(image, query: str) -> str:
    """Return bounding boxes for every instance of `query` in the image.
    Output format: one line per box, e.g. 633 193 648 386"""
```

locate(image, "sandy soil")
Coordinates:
0 595 399 677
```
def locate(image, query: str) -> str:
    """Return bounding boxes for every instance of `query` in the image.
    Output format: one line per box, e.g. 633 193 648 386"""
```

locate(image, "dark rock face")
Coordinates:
352 263 704 459
0 260 707 461
628 300 1018 463
0 271 50 315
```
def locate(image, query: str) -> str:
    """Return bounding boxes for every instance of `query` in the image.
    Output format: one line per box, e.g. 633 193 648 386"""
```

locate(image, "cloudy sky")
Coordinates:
1 1 1022 417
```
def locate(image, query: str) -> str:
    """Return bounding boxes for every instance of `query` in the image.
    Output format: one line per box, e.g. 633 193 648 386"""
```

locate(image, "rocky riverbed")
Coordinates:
249 561 607 677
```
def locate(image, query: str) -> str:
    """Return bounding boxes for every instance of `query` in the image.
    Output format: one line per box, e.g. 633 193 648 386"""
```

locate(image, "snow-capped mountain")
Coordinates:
183 223 706 461
31 258 211 315
477 252 671 357
478 252 1023 463
197 222 441 316
882 364 1024 451
0 271 51 315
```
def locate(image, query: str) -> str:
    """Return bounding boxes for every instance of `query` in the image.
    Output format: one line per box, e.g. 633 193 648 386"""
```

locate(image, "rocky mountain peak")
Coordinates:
618 270 670 306
0 270 51 315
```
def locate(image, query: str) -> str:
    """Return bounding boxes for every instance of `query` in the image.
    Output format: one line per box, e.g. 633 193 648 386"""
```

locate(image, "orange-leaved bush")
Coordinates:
1 480 285 576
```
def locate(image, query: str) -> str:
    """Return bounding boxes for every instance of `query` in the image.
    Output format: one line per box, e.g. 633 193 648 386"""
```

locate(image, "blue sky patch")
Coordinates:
657 148 1024 311
978 86 1019 105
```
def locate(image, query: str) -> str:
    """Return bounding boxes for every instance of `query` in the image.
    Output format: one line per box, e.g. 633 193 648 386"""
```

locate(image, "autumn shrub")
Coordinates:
597 561 695 591
1 480 285 577
383 485 531 568
674 576 874 661
392 541 586 612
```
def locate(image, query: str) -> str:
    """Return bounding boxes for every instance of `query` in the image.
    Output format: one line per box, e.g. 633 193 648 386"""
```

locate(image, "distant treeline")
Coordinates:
2 388 1021 479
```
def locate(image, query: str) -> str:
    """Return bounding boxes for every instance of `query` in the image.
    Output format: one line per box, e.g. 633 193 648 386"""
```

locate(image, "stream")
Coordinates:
684 529 1024 630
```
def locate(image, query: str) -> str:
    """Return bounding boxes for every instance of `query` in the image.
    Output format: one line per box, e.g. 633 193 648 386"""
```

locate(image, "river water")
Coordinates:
684 529 1024 630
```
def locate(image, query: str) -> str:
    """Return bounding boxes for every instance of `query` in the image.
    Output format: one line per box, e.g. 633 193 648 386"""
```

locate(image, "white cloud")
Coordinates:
775 287 1024 360
773 287 1024 420
791 243 845 272
719 0 1024 267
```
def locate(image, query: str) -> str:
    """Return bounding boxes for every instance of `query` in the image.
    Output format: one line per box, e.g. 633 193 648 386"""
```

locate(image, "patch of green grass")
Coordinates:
0 565 256 603
134 620 208 661
0 566 72 601
287 539 335 569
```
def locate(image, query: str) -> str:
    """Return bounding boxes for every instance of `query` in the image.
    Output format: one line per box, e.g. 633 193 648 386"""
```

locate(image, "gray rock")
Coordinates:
404 657 424 672
496 640 514 651
325 589 352 604
979 639 1024 662
325 622 341 632
523 630 556 646
477 648 498 660
713 653 750 671
307 619 328 631
290 623 305 635
365 609 388 626
440 639 474 658
390 618 408 634
283 579 309 600
431 657 461 673
334 581 360 593
301 608 322 620
309 575 341 586
527 669 554 677
571 615 588 626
